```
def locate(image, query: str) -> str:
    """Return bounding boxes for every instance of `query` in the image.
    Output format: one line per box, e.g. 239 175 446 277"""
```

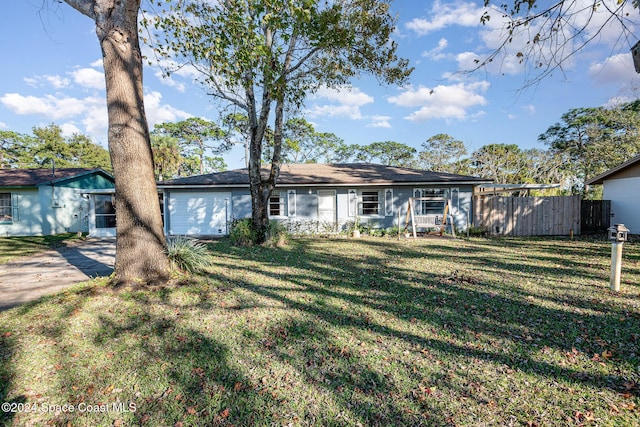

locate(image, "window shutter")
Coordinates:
384 189 394 217
451 188 459 213
348 189 357 217
287 190 296 217
12 193 19 222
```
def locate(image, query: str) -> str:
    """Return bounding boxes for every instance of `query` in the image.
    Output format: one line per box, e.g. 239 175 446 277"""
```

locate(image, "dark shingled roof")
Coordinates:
160 163 490 187
0 168 111 187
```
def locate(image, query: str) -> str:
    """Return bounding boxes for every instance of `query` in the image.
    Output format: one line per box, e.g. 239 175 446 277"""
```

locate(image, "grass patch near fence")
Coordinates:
0 233 85 264
1 236 639 426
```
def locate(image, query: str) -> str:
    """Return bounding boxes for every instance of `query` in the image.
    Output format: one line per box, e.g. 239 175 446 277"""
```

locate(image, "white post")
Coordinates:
610 242 623 292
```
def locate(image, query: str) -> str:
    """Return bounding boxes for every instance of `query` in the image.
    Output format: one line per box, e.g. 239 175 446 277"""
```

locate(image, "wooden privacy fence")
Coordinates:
473 195 582 236
581 200 611 235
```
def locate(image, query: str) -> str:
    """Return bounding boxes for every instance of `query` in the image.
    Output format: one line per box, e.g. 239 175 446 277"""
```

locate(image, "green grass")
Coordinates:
1 236 639 426
0 233 85 264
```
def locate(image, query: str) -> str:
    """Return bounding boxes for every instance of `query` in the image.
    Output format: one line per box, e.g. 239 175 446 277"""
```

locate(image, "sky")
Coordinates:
1 0 639 170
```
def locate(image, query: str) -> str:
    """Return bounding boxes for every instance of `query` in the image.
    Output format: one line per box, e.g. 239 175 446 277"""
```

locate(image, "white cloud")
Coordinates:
388 81 489 122
0 93 99 119
60 123 83 137
522 104 536 115
306 86 374 120
405 0 488 36
422 38 449 60
0 90 190 144
23 74 71 89
589 53 637 85
306 104 365 120
0 121 7 129
368 115 392 128
153 69 187 92
71 68 105 90
143 91 191 127
313 86 374 106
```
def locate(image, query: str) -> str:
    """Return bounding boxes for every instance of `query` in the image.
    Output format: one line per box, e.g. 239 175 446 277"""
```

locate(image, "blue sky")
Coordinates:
1 0 639 170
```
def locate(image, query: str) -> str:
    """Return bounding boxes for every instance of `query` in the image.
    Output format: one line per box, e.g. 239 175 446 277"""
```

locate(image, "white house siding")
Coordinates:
0 187 89 237
0 189 42 236
167 191 232 237
38 186 89 235
603 176 640 232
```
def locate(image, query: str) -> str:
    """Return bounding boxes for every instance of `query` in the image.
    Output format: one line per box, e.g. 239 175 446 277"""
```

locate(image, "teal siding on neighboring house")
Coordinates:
0 169 114 236
54 173 115 190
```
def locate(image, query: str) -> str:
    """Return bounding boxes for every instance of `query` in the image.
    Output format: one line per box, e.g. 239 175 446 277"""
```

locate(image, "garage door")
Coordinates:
168 192 231 236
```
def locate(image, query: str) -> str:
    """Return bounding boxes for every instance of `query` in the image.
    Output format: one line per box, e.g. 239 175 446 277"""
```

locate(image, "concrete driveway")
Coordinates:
0 238 115 311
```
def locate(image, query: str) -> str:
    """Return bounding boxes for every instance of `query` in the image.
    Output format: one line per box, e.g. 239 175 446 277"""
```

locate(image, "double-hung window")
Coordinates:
0 193 15 223
358 190 382 216
269 192 285 217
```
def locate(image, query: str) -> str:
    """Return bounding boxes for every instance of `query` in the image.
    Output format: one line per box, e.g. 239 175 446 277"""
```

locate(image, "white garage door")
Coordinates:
168 192 231 236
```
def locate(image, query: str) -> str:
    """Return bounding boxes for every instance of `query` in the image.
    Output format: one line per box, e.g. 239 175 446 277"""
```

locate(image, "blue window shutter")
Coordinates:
12 193 19 222
287 190 296 217
385 189 394 217
348 189 357 217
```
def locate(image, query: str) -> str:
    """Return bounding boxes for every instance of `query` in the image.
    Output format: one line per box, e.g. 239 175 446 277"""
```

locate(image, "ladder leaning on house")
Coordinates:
404 197 456 238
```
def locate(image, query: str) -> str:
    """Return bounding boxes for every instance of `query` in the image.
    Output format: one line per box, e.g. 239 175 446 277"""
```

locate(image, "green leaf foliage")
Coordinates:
0 124 111 170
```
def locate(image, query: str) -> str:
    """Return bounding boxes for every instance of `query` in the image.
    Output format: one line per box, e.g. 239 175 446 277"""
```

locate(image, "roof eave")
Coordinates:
158 180 491 189
585 154 640 185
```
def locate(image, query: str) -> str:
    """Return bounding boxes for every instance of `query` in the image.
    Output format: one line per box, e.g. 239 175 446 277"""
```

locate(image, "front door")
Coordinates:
317 190 336 224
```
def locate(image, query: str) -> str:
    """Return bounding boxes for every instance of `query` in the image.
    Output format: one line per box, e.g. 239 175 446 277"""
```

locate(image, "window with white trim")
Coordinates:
358 190 383 216
0 193 14 223
413 188 457 215
95 195 116 228
269 191 285 217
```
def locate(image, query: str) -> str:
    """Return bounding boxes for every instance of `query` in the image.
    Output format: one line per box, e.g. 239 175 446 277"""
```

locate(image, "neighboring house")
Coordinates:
0 168 115 237
158 163 491 237
585 154 640 233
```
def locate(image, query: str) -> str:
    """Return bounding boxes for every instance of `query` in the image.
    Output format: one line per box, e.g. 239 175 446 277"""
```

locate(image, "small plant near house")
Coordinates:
229 218 290 247
165 236 211 273
467 225 489 237
264 220 290 247
385 225 401 238
229 218 258 246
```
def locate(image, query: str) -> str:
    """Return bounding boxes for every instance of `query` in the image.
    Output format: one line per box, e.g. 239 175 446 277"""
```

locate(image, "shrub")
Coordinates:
385 226 401 238
166 236 211 273
229 218 257 246
467 226 488 237
264 220 290 247
229 219 290 247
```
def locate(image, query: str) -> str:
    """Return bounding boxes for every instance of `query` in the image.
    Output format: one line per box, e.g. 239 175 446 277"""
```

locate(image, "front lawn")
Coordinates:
1 237 639 426
0 233 84 264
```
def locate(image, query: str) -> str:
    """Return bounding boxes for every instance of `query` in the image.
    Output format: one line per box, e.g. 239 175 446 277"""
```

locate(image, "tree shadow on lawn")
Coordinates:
0 333 25 426
4 290 286 426
206 239 640 401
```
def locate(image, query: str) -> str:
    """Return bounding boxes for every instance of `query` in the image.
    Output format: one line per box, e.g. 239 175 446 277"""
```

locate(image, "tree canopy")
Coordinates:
478 0 639 83
145 0 412 243
0 124 111 170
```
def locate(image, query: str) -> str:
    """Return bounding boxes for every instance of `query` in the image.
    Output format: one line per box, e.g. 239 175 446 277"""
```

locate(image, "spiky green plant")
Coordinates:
165 236 211 273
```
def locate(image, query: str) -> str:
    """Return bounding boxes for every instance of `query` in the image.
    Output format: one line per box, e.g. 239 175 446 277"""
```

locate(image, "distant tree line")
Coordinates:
3 101 639 198
0 124 111 171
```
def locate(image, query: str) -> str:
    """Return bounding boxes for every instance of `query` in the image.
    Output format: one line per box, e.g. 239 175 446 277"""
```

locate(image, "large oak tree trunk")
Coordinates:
65 0 170 285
